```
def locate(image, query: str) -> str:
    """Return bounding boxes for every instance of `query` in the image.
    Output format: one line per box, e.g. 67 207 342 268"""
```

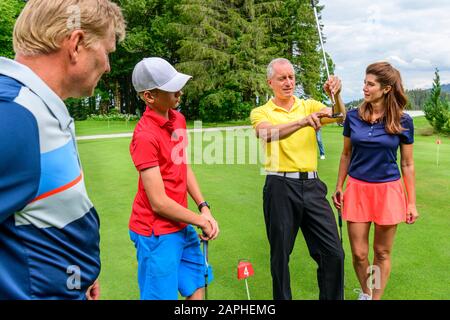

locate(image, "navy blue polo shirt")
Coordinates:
343 109 414 182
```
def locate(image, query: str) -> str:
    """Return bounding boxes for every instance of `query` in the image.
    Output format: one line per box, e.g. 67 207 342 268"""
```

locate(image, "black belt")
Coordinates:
266 171 318 180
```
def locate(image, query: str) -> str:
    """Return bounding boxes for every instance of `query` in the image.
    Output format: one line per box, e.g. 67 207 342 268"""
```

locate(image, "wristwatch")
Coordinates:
197 201 210 212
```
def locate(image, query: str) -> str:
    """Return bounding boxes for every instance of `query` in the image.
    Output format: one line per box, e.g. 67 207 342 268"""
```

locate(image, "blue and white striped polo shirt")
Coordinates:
0 57 100 299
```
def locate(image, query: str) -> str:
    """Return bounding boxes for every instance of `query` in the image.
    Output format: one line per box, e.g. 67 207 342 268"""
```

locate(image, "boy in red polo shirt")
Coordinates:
129 57 219 300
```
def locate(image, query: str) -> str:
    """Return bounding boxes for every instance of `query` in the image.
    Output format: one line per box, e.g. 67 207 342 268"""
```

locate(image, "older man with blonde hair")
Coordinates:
0 0 125 299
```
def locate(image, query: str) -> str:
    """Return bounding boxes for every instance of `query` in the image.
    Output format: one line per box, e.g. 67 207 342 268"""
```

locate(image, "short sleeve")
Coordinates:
343 111 352 137
400 115 414 144
130 131 160 171
306 99 327 114
250 107 268 128
0 102 41 223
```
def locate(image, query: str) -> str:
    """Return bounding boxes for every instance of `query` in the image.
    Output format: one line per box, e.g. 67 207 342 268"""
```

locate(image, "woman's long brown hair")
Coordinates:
359 62 408 134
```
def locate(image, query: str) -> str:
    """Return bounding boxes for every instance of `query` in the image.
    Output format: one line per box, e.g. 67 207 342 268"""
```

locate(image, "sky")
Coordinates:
319 0 450 102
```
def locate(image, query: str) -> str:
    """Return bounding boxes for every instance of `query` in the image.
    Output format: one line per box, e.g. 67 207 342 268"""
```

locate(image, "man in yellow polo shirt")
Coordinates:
250 58 346 300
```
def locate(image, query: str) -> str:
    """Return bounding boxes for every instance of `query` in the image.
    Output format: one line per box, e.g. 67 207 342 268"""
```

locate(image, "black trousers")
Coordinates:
263 175 344 300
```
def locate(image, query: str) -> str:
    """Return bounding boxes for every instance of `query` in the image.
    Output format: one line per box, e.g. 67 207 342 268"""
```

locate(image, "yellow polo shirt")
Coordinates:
250 97 326 172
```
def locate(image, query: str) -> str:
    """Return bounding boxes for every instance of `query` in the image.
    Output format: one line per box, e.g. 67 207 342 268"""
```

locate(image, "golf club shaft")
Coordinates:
310 0 337 109
334 190 345 297
203 239 209 300
335 191 343 244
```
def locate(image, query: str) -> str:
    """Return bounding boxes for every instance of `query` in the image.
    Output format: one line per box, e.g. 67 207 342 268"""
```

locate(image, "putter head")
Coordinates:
330 101 344 119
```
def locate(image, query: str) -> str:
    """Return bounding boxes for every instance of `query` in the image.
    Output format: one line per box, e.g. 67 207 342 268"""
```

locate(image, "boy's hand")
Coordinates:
199 207 219 240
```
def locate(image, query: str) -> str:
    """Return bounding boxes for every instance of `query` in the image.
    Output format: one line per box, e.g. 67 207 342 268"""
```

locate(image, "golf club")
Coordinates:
310 0 343 119
335 191 343 244
335 191 345 299
202 238 209 300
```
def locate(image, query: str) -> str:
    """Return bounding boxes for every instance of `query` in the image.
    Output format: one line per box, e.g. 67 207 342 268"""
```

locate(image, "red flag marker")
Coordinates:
237 259 254 299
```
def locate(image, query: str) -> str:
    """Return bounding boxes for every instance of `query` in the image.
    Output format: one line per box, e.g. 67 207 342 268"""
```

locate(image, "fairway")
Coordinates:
77 118 450 300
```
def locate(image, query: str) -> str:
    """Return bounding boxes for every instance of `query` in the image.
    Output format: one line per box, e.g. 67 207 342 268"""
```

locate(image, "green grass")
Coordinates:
75 119 139 136
75 119 251 136
78 117 450 300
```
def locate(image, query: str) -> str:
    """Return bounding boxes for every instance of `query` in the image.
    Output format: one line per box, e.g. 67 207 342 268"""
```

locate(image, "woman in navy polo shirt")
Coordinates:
332 62 419 300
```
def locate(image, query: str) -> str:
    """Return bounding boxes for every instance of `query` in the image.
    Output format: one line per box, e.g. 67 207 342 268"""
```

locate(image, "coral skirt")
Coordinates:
343 176 407 225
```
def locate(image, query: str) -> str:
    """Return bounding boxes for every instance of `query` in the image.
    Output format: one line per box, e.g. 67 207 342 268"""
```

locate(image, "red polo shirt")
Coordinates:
129 106 188 236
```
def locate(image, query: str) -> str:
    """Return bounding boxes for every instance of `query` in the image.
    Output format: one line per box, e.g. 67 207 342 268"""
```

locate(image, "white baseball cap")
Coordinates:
132 57 192 93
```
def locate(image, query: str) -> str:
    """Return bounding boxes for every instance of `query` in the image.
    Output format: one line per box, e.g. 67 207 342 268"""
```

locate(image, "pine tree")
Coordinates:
271 0 325 100
424 69 450 134
317 52 335 103
173 0 330 121
89 0 181 117
227 0 280 103
173 0 279 121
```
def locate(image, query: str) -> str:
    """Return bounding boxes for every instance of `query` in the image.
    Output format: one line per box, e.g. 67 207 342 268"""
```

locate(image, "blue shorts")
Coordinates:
129 225 213 300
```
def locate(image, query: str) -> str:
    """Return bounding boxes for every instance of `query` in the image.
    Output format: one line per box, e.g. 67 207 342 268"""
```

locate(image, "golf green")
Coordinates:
78 118 449 299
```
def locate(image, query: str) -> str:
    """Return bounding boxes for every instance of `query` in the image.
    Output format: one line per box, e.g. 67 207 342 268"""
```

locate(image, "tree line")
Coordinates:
5 0 446 125
1 0 331 121
347 87 450 111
